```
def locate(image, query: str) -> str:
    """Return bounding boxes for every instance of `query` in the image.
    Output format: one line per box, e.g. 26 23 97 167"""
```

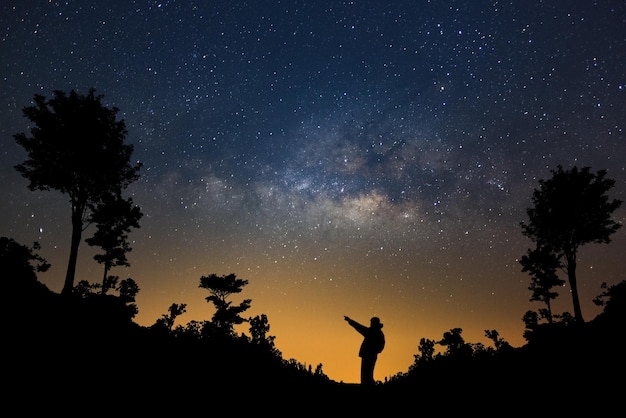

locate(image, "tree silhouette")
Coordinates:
520 165 622 323
249 313 275 347
521 310 540 340
411 337 436 369
437 328 473 358
1 237 50 284
153 303 188 332
484 329 510 351
519 245 565 323
73 276 140 319
1 237 51 301
593 280 626 321
117 277 140 301
13 88 142 296
85 193 143 285
199 273 252 336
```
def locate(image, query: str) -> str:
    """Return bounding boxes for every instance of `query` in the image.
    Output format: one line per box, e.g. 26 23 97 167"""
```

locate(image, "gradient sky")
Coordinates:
2 1 625 384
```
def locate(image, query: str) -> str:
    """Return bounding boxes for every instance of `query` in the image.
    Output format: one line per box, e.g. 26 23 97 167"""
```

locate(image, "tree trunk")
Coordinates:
566 252 584 323
61 209 83 295
546 299 553 324
100 264 110 294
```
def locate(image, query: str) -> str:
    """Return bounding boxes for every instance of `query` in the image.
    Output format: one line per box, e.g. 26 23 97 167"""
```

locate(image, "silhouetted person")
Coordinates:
344 315 385 386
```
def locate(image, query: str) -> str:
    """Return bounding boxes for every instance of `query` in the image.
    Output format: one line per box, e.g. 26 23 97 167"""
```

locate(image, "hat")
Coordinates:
370 317 383 328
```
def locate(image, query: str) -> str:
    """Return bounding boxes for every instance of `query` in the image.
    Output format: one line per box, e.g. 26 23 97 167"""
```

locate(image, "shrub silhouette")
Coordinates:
3 235 624 415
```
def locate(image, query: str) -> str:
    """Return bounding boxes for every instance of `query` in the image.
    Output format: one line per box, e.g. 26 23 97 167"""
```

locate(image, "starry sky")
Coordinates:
2 1 625 383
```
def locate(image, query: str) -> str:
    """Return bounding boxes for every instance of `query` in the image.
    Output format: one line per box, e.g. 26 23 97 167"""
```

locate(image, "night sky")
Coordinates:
2 1 625 383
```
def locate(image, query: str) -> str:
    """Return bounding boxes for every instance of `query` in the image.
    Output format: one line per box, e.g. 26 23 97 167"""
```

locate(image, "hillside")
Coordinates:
4 279 624 415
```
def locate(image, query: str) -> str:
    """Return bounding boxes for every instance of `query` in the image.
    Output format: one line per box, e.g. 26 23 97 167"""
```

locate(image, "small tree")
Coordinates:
13 89 142 296
520 165 622 323
519 246 565 324
153 303 187 333
249 314 275 347
438 328 473 359
411 337 436 369
484 329 511 351
522 310 540 341
118 277 140 302
86 193 143 285
199 273 252 337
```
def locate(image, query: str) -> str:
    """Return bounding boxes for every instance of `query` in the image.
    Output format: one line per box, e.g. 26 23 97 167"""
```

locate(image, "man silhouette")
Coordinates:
344 315 385 386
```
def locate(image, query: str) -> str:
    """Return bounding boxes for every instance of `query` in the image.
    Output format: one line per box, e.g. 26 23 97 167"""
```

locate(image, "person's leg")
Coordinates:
360 356 376 386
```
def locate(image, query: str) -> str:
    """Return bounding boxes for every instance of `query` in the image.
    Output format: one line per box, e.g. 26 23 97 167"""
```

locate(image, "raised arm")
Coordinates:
344 316 368 336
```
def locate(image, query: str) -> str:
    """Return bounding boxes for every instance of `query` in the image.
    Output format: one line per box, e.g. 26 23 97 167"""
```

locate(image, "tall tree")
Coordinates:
199 273 251 336
520 165 622 323
13 89 142 295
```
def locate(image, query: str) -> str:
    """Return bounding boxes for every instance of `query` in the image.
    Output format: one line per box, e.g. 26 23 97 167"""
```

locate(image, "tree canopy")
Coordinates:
199 273 252 336
13 88 142 295
520 165 622 323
